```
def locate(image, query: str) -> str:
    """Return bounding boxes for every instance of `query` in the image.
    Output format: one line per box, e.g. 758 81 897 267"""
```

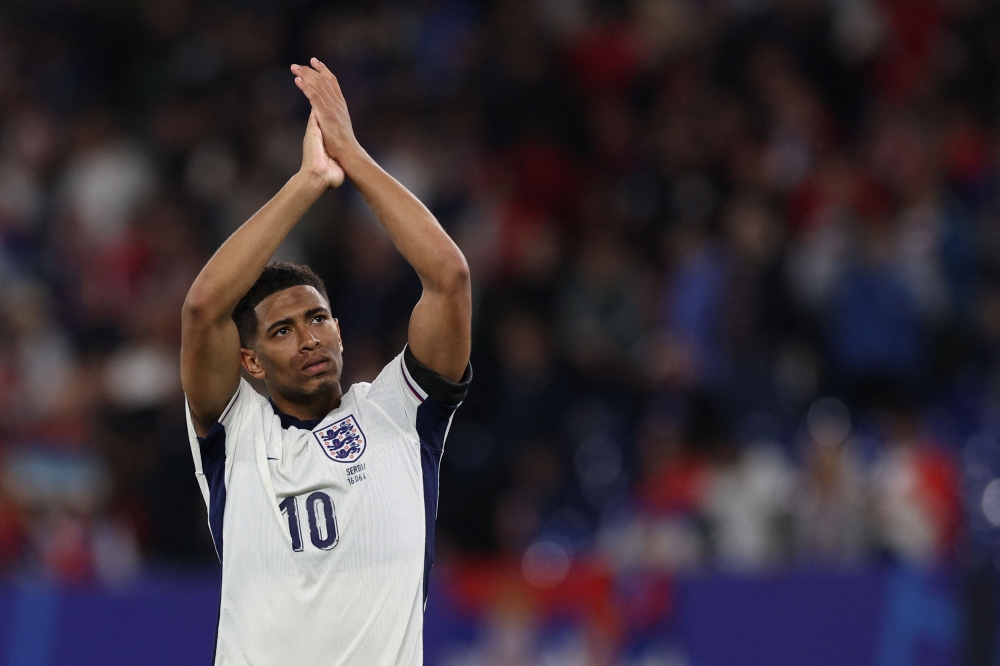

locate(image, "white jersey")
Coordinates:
184 348 470 666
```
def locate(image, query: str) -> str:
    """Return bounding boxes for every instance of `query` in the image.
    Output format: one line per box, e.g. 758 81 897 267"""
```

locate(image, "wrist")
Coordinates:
291 169 329 197
335 143 372 175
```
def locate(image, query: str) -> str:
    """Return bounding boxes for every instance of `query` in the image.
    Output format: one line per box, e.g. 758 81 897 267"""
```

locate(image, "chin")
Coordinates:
302 375 341 397
277 374 340 402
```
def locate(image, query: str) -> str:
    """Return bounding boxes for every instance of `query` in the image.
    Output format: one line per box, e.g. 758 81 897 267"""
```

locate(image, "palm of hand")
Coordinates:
292 59 360 169
303 112 345 189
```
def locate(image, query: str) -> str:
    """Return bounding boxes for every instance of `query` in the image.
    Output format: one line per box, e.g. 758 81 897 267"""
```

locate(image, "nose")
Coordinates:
299 329 320 352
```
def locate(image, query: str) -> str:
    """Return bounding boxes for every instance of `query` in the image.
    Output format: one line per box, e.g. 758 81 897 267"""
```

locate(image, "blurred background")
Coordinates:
0 0 998 663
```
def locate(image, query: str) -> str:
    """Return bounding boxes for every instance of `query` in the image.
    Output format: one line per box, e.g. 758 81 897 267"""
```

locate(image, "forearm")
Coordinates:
293 58 470 379
184 171 326 320
341 150 469 291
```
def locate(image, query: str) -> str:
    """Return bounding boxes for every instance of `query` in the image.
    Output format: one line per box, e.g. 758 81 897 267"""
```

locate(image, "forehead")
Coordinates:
254 285 329 325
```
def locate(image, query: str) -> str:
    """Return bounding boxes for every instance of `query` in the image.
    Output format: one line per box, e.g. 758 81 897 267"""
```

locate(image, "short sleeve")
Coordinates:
184 378 261 560
402 346 472 406
184 378 255 502
364 346 472 435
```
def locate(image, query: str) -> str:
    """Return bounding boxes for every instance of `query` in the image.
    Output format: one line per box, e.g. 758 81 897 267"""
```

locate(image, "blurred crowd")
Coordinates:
0 0 999 595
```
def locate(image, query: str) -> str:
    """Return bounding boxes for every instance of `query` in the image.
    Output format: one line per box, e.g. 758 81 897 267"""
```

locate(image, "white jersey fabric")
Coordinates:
184 347 470 666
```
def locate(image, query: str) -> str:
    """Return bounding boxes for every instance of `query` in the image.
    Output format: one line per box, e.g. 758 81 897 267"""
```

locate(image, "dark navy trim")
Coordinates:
269 398 323 430
414 396 457 608
198 421 228 561
404 346 472 407
211 586 222 665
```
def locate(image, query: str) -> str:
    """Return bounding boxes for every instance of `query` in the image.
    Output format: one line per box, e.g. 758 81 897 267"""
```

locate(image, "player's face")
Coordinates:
243 285 344 399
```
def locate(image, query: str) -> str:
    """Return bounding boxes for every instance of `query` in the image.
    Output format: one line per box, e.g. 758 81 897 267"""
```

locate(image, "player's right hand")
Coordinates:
291 58 362 166
300 110 345 190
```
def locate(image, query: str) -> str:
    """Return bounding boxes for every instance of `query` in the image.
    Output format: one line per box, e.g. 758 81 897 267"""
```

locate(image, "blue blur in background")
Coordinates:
0 568 961 666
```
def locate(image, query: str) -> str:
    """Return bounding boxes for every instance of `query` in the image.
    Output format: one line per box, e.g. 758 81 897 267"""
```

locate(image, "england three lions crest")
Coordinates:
314 415 367 463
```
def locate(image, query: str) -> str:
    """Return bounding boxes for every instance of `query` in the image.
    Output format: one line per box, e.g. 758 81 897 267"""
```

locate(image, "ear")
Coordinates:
241 347 266 380
334 318 344 353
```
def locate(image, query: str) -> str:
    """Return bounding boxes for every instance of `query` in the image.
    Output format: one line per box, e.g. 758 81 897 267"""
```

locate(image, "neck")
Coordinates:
270 382 343 421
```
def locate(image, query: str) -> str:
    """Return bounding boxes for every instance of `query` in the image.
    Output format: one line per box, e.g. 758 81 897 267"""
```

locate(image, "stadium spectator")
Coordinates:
0 0 996 605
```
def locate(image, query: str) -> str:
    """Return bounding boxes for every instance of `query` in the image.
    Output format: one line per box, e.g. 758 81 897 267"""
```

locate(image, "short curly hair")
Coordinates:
232 262 329 347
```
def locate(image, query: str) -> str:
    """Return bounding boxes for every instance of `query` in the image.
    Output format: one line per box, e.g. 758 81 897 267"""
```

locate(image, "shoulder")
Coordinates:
401 345 472 407
230 377 270 418
366 346 472 409
360 347 471 436
204 378 272 443
346 381 373 401
184 377 270 476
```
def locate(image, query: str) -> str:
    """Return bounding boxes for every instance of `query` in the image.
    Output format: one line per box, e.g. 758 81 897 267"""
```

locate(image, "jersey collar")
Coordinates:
269 398 324 431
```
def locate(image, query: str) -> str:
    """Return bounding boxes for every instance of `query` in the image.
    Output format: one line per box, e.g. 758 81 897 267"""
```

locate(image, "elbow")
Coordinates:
182 287 221 324
435 255 471 295
182 292 207 320
420 246 470 295
449 256 471 290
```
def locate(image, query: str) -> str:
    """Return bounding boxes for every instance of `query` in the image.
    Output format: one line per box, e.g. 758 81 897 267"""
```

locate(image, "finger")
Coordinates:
291 64 321 86
294 68 337 115
310 57 335 83
310 57 344 97
310 57 328 74
297 60 339 103
298 66 336 105
292 63 322 85
308 110 327 139
300 82 336 118
293 67 328 103
294 78 318 101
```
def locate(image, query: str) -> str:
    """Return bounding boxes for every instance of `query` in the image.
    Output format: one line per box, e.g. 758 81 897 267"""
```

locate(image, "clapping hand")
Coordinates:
292 58 363 170
300 109 346 190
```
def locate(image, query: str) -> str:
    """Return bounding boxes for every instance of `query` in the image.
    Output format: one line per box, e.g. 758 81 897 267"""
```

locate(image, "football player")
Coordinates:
180 58 472 665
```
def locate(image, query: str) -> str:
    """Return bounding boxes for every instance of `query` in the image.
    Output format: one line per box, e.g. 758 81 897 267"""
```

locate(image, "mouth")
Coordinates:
302 357 332 376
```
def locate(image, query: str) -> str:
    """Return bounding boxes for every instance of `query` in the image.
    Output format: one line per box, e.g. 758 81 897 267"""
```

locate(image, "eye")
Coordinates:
275 327 290 336
312 314 327 324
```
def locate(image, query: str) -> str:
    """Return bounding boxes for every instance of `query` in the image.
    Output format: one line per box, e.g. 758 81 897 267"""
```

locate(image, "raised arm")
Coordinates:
292 59 471 382
181 112 344 436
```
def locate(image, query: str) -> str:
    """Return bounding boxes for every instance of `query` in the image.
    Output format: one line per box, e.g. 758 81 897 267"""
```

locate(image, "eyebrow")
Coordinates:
264 307 331 336
265 317 294 336
303 307 329 319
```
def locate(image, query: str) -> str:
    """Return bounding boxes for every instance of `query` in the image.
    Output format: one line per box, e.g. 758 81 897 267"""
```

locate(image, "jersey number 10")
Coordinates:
278 492 339 552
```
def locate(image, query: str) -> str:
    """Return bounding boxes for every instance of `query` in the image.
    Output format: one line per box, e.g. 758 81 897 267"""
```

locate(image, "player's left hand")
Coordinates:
291 59 362 165
300 109 346 189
